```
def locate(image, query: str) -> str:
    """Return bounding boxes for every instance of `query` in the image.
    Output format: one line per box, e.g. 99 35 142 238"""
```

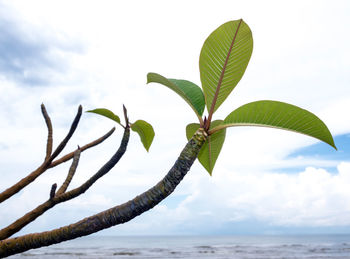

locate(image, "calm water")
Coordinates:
9 235 350 258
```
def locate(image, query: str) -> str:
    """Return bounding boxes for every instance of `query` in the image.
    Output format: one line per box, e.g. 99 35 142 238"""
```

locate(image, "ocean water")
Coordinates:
9 235 350 259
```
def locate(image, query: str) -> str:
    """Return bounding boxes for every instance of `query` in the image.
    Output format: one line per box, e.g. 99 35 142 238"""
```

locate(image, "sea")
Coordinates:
9 235 350 259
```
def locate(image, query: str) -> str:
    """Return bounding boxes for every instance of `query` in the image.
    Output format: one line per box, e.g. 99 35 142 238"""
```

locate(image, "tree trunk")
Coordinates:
0 128 207 258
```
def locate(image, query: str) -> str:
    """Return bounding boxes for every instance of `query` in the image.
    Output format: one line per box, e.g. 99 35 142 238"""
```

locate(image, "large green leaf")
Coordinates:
87 108 121 125
216 100 336 149
199 19 253 114
131 120 155 152
186 120 226 175
147 72 205 120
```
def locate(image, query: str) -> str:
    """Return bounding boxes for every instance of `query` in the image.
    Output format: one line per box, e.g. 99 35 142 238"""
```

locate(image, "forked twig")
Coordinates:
0 106 83 203
0 108 128 240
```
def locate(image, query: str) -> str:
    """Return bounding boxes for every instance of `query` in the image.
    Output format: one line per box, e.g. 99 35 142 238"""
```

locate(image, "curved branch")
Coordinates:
0 128 207 257
56 148 81 196
0 128 130 241
56 128 130 201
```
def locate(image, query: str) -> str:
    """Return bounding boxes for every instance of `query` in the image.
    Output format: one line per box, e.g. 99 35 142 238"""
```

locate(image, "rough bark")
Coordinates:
0 128 207 258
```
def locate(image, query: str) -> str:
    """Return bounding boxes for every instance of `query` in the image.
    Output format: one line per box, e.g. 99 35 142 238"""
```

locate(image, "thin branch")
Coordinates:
123 104 129 128
0 106 82 203
41 104 53 161
0 128 208 257
56 148 81 196
57 128 129 201
49 105 82 162
0 128 129 240
49 127 115 168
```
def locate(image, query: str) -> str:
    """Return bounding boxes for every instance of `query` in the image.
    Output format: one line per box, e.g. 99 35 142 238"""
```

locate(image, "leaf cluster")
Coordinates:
147 19 336 175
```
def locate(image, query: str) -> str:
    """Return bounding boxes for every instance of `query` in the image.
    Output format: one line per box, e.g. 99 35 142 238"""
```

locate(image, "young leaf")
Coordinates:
199 19 253 115
87 108 122 125
186 120 226 175
131 120 155 152
213 100 336 149
147 72 205 122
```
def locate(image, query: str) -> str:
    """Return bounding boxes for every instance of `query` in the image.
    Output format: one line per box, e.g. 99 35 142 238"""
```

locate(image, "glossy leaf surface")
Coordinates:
199 19 253 114
131 120 155 152
221 100 336 149
147 72 205 119
186 120 226 175
87 108 121 125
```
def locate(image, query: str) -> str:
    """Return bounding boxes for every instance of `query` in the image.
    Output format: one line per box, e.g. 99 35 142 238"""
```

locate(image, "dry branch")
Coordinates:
0 106 82 203
0 128 130 240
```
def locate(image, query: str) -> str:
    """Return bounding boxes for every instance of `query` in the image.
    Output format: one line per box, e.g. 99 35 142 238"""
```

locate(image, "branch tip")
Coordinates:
40 103 53 161
123 104 129 128
49 105 82 161
50 183 57 199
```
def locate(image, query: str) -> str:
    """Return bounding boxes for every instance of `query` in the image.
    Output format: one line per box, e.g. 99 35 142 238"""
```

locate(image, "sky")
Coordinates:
0 0 350 237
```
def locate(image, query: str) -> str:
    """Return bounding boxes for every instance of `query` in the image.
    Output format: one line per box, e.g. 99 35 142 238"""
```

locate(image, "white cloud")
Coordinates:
0 0 349 236
128 162 350 233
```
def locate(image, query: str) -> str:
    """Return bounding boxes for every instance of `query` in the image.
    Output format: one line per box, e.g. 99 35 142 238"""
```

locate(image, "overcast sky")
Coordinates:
0 0 350 236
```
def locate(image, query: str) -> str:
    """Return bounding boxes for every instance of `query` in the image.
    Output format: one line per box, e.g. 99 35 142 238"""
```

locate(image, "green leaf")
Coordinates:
147 72 205 120
131 120 155 152
219 100 336 149
199 19 253 114
87 108 121 125
186 120 226 175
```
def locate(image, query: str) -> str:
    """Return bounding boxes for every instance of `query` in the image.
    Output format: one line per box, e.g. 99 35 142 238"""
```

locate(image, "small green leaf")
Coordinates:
186 120 226 175
147 72 205 121
199 19 253 114
219 100 336 149
131 120 155 152
87 108 121 125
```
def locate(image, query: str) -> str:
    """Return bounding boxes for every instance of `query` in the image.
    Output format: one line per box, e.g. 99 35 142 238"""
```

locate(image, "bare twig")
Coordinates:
49 127 115 168
41 104 53 161
123 104 129 128
56 148 81 196
49 184 57 200
49 105 82 162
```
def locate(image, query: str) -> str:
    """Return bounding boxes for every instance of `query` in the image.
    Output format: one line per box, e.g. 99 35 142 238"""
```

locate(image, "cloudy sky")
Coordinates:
0 0 350 237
